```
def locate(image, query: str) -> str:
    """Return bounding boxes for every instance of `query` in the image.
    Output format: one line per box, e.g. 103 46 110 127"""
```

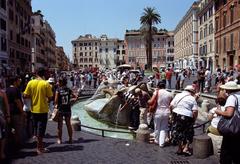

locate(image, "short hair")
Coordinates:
8 76 20 85
36 67 46 77
58 77 67 86
157 81 166 89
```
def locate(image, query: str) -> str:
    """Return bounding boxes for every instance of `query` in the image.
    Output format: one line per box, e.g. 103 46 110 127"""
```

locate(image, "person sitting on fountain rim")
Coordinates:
135 88 151 125
119 91 140 130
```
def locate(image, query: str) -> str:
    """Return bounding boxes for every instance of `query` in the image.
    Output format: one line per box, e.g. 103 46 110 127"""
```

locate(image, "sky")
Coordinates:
32 0 195 61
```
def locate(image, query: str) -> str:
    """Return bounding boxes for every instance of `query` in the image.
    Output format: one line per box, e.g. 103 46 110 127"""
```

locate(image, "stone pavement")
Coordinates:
6 121 218 164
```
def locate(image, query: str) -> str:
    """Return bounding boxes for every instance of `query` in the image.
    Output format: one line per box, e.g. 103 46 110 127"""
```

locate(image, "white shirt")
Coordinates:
154 89 172 114
209 106 225 128
171 91 198 117
224 92 240 113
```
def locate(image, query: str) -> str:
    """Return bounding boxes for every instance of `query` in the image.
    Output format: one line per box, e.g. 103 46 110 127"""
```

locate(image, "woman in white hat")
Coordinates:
215 81 240 164
169 85 198 156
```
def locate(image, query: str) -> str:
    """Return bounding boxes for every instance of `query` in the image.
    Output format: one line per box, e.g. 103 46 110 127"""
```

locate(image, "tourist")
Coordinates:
6 76 24 147
135 88 150 125
160 69 166 85
0 82 10 160
166 68 172 89
24 68 53 155
149 81 172 147
47 77 56 114
207 95 227 135
55 78 77 144
155 70 161 87
215 81 240 164
204 68 212 93
178 70 185 90
197 67 205 92
170 85 198 156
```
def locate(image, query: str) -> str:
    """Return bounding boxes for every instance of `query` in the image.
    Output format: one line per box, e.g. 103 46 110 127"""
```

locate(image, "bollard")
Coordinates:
201 99 210 112
193 134 213 159
135 124 151 143
71 116 81 131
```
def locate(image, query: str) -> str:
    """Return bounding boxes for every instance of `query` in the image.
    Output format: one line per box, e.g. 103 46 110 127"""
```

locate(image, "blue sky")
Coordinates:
32 0 195 61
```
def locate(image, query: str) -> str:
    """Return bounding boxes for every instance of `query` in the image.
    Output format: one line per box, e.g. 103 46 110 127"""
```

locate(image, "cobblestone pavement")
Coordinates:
6 121 218 164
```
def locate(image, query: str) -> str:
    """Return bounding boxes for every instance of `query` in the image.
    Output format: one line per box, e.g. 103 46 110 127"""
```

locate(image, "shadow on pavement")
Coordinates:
48 145 84 152
73 137 100 144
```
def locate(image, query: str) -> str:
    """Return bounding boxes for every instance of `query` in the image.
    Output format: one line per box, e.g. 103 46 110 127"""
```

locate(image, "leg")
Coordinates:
65 116 73 143
0 139 6 160
57 116 63 144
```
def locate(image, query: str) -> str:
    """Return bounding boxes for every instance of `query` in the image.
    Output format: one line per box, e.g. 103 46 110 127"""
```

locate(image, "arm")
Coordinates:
215 106 234 118
15 99 24 113
2 92 10 123
54 91 59 106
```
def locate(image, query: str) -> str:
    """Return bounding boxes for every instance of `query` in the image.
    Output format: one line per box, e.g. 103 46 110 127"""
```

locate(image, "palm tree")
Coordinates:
140 7 161 70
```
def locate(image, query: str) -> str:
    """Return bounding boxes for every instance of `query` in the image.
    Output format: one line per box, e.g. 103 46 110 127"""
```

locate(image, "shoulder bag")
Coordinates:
51 105 59 122
148 89 159 113
217 94 240 136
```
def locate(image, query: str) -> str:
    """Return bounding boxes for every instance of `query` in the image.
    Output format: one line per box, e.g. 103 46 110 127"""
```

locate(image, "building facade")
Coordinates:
165 32 175 68
72 34 100 69
215 0 240 69
43 20 56 70
174 1 199 70
125 29 173 69
31 11 46 72
99 34 118 69
198 0 216 72
8 0 32 74
0 0 8 75
56 46 69 71
115 40 126 65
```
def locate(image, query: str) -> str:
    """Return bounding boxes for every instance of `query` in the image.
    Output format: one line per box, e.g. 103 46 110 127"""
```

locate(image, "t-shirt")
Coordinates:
6 87 22 115
24 79 53 114
224 92 240 113
171 91 198 117
154 89 172 114
166 71 172 80
209 106 225 128
57 87 72 112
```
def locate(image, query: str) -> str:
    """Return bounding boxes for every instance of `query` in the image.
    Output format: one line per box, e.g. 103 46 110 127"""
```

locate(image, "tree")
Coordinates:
140 7 161 70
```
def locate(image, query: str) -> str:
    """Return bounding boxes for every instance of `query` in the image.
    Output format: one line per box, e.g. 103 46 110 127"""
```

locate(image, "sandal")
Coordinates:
182 150 192 156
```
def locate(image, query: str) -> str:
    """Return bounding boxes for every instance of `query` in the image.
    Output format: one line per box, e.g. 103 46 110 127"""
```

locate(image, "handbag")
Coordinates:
217 95 240 136
51 105 59 122
148 89 159 113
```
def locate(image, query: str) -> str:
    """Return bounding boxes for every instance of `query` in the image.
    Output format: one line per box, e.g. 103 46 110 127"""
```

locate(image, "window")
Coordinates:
89 52 92 56
209 6 213 17
209 23 213 34
99 48 102 53
88 43 91 46
204 25 208 37
1 36 6 51
230 6 234 24
223 12 227 27
209 40 213 52
105 48 108 53
0 0 6 10
223 37 226 52
85 52 87 56
10 30 13 40
80 52 83 56
122 50 125 54
230 33 234 50
200 29 203 39
84 43 87 46
79 43 83 46
9 9 14 21
215 19 219 32
95 52 97 58
0 18 6 31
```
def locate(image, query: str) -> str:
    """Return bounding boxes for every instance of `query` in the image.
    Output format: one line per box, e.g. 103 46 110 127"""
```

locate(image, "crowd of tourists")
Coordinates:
0 64 240 163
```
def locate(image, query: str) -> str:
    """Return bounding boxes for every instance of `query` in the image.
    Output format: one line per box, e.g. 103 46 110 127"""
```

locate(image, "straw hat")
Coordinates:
184 85 195 93
220 81 240 90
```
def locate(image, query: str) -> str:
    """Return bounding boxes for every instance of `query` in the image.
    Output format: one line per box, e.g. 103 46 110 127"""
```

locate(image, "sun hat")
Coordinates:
48 77 55 83
184 85 195 93
220 81 240 90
